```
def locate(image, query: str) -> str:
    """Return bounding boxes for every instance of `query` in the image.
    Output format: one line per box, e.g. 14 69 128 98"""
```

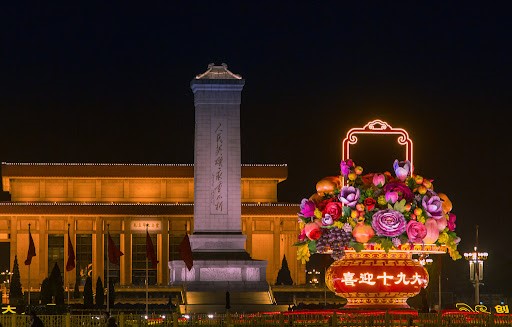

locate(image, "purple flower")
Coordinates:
300 198 316 217
338 186 360 208
340 159 354 177
322 214 334 226
422 194 444 219
384 182 414 202
393 160 411 181
371 209 407 237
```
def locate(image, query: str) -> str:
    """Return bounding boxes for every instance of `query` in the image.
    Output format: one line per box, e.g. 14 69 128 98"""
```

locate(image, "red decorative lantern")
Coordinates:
326 250 429 308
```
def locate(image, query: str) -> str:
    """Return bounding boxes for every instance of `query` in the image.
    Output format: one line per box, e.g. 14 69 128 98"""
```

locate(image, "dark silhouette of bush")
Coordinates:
9 255 23 305
49 262 65 305
276 255 294 285
40 277 52 304
83 276 93 307
95 276 104 306
108 280 116 307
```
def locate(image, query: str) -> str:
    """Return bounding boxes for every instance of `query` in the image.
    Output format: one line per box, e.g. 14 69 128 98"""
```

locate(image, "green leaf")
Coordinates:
393 199 407 212
380 238 393 252
349 241 365 252
292 241 308 247
342 206 352 217
308 241 317 254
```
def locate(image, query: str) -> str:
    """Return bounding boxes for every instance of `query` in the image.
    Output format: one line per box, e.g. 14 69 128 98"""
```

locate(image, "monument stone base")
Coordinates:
168 259 269 291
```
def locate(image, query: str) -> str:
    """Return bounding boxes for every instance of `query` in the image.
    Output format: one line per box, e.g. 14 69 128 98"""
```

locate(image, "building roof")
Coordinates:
0 202 299 216
1 163 288 181
194 63 242 80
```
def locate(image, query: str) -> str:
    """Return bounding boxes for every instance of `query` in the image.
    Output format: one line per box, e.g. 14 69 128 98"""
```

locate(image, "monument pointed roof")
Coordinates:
194 63 242 80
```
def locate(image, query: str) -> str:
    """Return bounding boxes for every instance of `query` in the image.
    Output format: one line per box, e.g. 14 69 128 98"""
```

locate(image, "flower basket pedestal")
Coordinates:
325 246 445 309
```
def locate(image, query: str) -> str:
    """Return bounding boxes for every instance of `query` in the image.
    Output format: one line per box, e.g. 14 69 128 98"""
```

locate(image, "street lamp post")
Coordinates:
464 225 488 305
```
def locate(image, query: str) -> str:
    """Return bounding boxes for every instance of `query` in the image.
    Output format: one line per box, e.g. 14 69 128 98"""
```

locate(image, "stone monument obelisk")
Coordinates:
169 63 268 292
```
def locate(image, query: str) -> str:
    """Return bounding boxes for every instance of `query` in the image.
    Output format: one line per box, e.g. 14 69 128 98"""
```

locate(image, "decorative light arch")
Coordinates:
342 119 414 173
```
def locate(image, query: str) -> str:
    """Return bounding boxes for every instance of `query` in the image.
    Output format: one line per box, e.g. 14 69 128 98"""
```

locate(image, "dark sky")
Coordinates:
2 2 511 297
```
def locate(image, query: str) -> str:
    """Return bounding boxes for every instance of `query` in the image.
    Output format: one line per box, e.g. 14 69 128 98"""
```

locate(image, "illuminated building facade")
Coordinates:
0 65 305 294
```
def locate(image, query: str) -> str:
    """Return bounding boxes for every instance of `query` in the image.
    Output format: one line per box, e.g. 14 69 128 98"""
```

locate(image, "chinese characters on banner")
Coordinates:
340 271 425 286
211 120 227 214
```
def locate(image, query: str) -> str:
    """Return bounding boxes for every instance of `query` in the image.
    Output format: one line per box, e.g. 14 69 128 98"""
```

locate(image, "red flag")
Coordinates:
66 230 76 271
25 229 36 265
179 234 193 271
107 232 124 265
146 231 159 269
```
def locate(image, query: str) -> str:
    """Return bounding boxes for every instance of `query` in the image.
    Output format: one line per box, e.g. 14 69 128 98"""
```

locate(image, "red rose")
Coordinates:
322 201 343 220
364 197 376 211
316 198 334 211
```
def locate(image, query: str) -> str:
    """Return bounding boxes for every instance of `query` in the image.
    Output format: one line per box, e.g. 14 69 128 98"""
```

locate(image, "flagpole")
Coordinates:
67 224 70 304
146 224 149 318
184 224 187 314
107 224 110 314
28 223 31 305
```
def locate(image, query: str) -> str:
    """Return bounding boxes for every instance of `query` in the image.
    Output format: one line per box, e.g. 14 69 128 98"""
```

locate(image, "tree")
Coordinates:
40 277 52 305
83 276 93 307
49 262 65 304
95 276 104 306
9 255 23 305
108 280 116 307
275 255 294 285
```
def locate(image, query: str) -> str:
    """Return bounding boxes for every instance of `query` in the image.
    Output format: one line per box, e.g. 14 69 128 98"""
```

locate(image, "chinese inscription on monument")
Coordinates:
210 119 227 214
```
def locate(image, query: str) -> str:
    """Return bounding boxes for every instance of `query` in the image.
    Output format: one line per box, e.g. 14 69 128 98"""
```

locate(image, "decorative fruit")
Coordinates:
436 216 448 231
304 221 322 240
417 185 427 195
422 179 432 189
352 222 375 243
437 193 453 213
414 175 424 185
423 218 439 243
354 166 364 175
309 193 323 205
316 176 340 196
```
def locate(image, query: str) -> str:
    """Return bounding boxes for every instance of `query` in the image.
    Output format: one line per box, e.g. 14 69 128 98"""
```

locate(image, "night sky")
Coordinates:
2 2 511 297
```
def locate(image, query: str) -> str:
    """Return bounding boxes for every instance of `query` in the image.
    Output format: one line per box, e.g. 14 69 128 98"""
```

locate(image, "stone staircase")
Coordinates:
180 291 289 314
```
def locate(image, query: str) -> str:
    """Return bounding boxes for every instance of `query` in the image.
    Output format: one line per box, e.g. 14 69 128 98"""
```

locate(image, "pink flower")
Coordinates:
385 191 399 204
447 213 456 231
406 220 427 243
373 174 386 187
298 229 306 242
300 198 316 217
340 159 354 177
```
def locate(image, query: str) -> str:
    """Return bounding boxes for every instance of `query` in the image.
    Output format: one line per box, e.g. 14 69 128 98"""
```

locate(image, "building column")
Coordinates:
160 219 169 285
245 216 253 255
123 217 132 286
38 216 47 286
273 217 281 284
93 217 104 287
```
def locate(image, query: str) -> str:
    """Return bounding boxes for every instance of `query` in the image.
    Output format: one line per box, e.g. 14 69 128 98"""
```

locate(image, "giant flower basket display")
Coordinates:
295 120 462 309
